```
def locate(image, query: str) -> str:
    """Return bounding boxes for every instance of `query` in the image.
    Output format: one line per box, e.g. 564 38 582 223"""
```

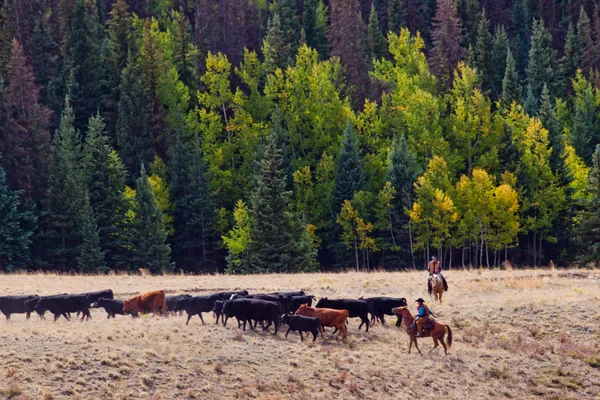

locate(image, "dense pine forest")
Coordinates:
1 0 600 273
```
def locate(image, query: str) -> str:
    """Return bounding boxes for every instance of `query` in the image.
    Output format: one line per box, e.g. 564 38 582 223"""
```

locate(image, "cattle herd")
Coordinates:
0 289 408 342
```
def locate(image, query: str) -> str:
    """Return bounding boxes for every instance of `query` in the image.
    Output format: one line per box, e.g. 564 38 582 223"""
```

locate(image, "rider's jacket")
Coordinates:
428 260 441 274
416 304 435 318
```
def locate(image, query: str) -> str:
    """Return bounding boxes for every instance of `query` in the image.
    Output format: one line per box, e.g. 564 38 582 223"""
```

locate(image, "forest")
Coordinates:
1 0 600 273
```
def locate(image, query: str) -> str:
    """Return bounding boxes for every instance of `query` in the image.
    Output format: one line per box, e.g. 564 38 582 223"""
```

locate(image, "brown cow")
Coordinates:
123 290 168 316
295 304 349 339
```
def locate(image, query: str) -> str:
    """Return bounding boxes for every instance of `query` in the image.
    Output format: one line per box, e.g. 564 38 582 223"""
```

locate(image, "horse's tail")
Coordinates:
446 325 452 349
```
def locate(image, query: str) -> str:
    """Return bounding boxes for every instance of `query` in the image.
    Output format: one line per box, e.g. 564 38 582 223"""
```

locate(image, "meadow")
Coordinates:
0 268 599 400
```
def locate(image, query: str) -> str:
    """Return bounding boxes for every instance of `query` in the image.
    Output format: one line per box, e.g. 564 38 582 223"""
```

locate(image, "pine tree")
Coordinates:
68 0 105 133
328 0 369 109
243 131 317 273
131 164 172 273
577 6 595 76
571 72 600 165
5 39 52 201
0 3 14 79
429 0 466 90
368 4 388 61
170 9 198 93
302 0 329 59
116 53 154 183
500 48 522 110
272 0 302 60
0 164 37 271
559 23 580 95
30 14 61 117
457 0 480 46
510 0 531 77
76 191 106 273
539 85 569 183
170 131 217 273
262 11 288 75
489 25 509 100
334 121 365 211
386 135 421 268
387 0 406 34
526 19 558 110
105 0 134 138
82 114 129 270
474 9 492 91
576 145 600 266
39 97 86 271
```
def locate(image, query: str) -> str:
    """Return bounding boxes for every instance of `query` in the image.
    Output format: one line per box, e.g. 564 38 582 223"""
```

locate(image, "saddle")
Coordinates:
411 318 435 336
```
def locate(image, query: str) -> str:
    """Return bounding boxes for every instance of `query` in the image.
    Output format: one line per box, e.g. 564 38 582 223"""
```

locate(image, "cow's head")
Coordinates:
222 300 233 316
172 298 189 312
281 314 291 325
123 297 138 312
212 300 224 313
295 304 309 315
315 297 327 307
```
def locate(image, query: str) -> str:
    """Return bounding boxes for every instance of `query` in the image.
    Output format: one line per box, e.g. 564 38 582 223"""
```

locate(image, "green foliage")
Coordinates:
570 72 600 165
262 11 288 75
474 10 492 91
76 192 106 273
130 165 172 273
489 25 508 100
500 48 522 110
303 0 329 59
387 0 406 34
368 4 388 62
334 122 365 210
0 165 37 271
223 200 251 273
575 145 600 266
525 19 558 111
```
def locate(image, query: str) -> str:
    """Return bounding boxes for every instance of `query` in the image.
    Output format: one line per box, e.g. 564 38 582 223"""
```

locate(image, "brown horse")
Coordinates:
430 274 444 303
392 306 452 356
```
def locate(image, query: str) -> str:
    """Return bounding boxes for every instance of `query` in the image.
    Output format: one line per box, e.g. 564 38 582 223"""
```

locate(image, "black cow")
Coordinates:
222 298 282 334
92 298 139 319
0 295 39 320
166 294 192 315
360 296 407 326
83 289 114 303
34 294 92 322
289 295 316 314
237 294 292 314
174 294 220 325
215 290 249 300
281 314 321 342
315 298 370 332
25 294 68 319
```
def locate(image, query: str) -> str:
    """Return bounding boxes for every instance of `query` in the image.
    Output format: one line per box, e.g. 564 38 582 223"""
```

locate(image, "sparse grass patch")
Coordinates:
6 367 17 378
503 277 543 289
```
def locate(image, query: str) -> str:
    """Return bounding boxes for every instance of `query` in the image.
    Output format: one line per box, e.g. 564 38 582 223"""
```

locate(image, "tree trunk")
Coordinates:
475 240 479 268
504 245 508 262
462 245 466 268
485 241 490 269
494 249 497 268
409 220 416 269
533 231 537 267
539 232 543 266
354 235 359 272
449 246 453 270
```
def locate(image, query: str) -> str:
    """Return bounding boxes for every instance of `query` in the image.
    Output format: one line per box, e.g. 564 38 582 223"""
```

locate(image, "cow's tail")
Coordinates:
446 325 452 349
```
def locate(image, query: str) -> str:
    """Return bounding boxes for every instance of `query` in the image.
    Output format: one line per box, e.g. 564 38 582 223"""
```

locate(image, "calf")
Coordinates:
166 294 192 315
295 304 348 339
315 298 370 332
238 294 292 314
0 295 39 320
123 290 167 315
93 298 138 319
360 296 407 326
281 314 321 342
174 294 220 325
84 289 114 304
222 298 282 334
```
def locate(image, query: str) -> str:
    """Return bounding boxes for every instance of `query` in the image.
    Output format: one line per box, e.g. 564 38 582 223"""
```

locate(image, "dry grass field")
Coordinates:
0 268 599 400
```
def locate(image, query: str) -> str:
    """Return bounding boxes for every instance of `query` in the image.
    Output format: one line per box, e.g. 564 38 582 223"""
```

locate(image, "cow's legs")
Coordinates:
285 327 291 338
299 331 303 341
312 330 318 342
380 314 385 325
242 319 247 331
26 312 31 320
5 313 10 320
186 314 193 325
198 313 205 324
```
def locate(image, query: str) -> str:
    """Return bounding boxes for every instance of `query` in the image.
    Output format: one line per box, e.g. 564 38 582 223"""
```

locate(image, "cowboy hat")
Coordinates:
415 298 425 303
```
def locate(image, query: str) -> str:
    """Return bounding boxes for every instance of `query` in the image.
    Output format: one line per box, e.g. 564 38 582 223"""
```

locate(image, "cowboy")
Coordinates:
414 298 435 337
427 255 448 293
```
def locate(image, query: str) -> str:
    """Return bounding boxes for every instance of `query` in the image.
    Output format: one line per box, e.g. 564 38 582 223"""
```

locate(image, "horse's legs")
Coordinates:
429 337 439 354
413 338 422 355
408 339 412 354
440 337 448 356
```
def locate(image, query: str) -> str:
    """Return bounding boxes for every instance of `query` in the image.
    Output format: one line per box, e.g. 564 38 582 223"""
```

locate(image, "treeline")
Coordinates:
1 0 600 273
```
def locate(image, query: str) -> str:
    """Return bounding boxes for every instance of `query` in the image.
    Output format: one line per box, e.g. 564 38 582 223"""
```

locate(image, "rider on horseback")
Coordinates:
427 255 448 293
414 298 435 337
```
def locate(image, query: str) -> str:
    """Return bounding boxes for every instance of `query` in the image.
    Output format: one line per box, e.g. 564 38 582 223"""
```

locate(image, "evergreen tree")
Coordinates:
39 98 86 271
559 23 580 95
489 25 509 100
334 121 365 210
30 15 61 117
368 4 388 62
302 0 329 59
116 53 154 183
170 9 198 93
429 0 466 90
539 85 570 187
105 0 134 138
388 0 406 34
76 191 106 273
170 131 217 273
0 164 37 271
328 0 369 109
571 72 600 165
68 0 105 133
262 11 288 75
131 164 172 273
82 114 129 270
526 19 558 110
386 135 421 268
243 131 317 273
576 145 600 266
272 0 302 61
0 3 13 80
577 6 595 76
457 0 480 46
500 48 522 109
510 0 531 77
4 39 52 201
474 9 492 91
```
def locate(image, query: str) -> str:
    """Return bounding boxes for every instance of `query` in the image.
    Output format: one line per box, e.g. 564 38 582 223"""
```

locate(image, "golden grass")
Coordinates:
0 268 599 399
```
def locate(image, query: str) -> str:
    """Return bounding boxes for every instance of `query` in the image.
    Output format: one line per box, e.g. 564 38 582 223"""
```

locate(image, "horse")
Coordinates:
430 274 444 303
391 306 452 356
